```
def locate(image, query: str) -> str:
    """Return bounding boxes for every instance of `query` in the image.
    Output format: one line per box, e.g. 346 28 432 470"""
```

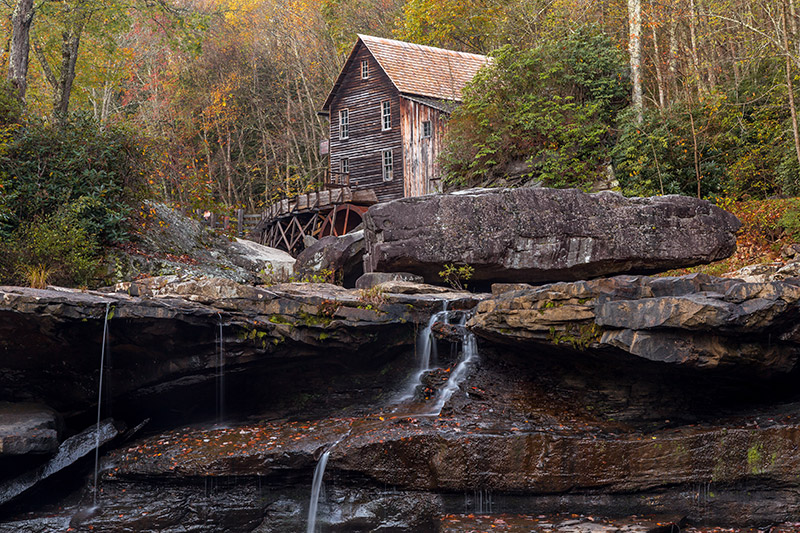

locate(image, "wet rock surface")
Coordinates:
5 336 800 531
363 188 740 284
0 404 59 456
0 419 118 506
4 271 800 531
0 278 484 415
470 273 800 376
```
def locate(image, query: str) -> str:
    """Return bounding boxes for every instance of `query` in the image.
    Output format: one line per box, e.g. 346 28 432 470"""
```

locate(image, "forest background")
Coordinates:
1 0 799 286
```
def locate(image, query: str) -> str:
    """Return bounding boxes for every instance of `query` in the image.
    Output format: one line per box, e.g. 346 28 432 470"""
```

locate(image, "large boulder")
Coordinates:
363 188 741 284
293 230 365 287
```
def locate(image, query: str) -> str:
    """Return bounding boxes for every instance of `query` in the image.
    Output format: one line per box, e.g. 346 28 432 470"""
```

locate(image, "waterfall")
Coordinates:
396 303 448 402
396 303 479 414
93 303 111 507
216 313 225 425
425 318 479 417
306 429 351 532
306 450 330 533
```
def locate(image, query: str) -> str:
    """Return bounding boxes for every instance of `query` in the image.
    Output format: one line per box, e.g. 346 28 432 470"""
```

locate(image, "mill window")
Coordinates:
339 109 349 140
381 101 391 131
422 120 432 138
382 149 393 181
361 60 369 79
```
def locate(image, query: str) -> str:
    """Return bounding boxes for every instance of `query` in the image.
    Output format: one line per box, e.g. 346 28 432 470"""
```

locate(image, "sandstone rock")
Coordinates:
469 273 800 376
355 272 424 289
363 188 740 284
293 230 364 287
0 280 487 414
0 419 118 506
108 202 294 285
0 403 59 456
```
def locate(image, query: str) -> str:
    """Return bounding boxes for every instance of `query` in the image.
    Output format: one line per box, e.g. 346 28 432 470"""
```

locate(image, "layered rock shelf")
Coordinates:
0 278 482 415
470 273 800 377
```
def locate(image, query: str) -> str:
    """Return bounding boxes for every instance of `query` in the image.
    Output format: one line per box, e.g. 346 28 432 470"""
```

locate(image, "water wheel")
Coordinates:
318 203 368 238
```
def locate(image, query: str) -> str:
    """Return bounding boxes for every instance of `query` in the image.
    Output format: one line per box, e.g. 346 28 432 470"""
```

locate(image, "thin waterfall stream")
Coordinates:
306 430 351 533
397 302 478 415
93 302 111 508
216 313 225 425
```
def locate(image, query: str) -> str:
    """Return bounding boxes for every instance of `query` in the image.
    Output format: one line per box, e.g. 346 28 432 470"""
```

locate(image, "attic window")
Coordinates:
422 121 432 138
381 100 391 131
361 60 369 79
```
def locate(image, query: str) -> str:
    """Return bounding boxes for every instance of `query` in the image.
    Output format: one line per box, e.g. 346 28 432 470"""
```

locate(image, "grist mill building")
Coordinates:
320 35 489 202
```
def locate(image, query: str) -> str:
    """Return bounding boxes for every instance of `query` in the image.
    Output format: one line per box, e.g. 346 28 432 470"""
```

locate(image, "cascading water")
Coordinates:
397 303 479 415
306 450 330 533
425 329 478 417
216 313 225 425
396 301 449 402
93 302 111 507
306 430 351 533
307 303 479 531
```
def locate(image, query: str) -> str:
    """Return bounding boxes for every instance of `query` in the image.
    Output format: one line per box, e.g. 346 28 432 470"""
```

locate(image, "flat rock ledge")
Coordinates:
363 188 741 284
469 273 800 377
0 277 486 412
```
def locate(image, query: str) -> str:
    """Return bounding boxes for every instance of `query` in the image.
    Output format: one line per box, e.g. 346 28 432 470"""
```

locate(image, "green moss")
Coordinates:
298 310 332 327
548 322 602 350
319 332 331 341
268 314 292 325
747 443 764 474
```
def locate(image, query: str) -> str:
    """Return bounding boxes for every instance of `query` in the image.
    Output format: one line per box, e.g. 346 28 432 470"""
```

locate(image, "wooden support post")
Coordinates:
237 208 244 238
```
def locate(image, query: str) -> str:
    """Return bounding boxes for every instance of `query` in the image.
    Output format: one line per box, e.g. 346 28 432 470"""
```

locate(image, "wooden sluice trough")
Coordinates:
250 186 378 256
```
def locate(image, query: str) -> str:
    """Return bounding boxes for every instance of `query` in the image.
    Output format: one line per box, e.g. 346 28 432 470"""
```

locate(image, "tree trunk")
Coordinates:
688 0 705 93
668 7 678 101
628 0 643 123
783 2 800 188
652 23 667 109
7 0 35 103
54 24 84 116
688 109 702 198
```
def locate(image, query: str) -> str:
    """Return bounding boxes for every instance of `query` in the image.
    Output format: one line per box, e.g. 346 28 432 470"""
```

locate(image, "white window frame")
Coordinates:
422 120 432 138
361 60 369 79
381 100 391 131
340 157 349 174
382 149 393 181
339 108 349 140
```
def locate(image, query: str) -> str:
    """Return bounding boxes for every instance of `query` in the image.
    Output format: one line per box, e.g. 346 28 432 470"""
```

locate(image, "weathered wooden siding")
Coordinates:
329 44 404 202
400 98 447 197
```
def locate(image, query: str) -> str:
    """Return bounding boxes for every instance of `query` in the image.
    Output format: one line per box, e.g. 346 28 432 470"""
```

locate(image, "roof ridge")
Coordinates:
356 34 488 61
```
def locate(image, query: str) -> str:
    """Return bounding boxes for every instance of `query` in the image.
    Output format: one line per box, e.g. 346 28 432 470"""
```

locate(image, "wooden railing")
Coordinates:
181 170 354 241
326 170 350 187
180 208 262 238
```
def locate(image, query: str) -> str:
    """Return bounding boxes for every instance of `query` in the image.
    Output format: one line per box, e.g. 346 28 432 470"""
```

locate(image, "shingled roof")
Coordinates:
321 35 489 112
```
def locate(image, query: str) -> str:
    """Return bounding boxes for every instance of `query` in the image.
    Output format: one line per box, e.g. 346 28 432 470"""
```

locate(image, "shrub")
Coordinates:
6 208 102 287
0 113 148 244
439 263 474 290
442 27 629 190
